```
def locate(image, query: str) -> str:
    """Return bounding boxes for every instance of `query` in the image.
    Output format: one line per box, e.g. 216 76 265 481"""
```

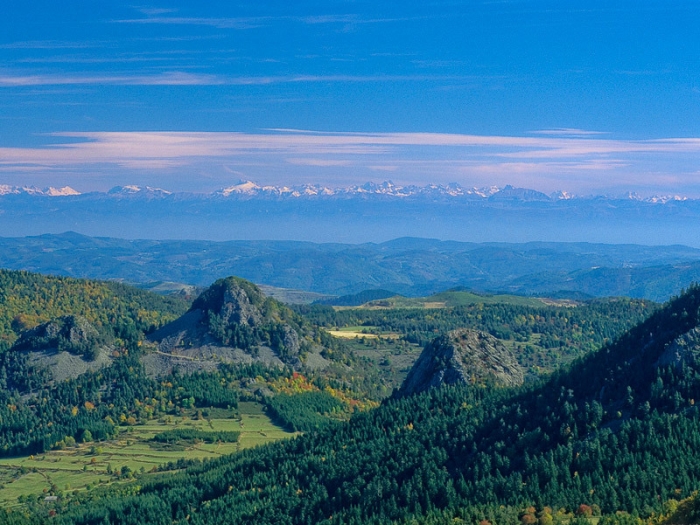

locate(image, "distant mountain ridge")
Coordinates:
2 233 700 301
0 180 691 203
0 184 80 196
2 180 698 246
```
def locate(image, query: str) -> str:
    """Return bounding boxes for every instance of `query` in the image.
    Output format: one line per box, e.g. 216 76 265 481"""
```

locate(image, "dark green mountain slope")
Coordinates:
48 287 700 524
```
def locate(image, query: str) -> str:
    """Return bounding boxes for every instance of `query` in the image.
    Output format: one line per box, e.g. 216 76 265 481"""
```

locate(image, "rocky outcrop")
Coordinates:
656 327 700 369
9 315 112 383
13 315 105 360
193 277 264 328
397 328 524 397
147 276 303 372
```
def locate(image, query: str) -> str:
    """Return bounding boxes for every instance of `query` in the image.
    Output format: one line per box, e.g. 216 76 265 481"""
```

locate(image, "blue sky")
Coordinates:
2 1 700 195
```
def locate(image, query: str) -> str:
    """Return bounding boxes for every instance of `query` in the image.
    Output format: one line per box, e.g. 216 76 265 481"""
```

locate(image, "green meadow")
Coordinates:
0 402 294 505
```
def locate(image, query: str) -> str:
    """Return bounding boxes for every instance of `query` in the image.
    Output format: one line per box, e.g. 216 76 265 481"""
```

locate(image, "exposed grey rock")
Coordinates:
26 347 113 383
141 344 284 378
148 309 208 349
656 326 700 369
11 316 112 382
398 328 524 397
16 315 99 348
281 325 300 357
221 285 262 327
147 276 305 373
14 315 105 361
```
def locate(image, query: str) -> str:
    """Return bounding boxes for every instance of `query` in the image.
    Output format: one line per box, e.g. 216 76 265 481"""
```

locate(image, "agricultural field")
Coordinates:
326 325 390 339
352 290 553 310
0 402 294 505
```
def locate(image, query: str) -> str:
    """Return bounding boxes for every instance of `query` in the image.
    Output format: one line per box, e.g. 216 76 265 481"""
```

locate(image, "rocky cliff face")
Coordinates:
9 315 112 383
13 315 104 359
655 326 700 369
192 276 265 328
397 328 524 397
147 277 303 374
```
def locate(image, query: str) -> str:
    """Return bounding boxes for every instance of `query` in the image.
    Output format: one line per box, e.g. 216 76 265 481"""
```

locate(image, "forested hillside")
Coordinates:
0 271 205 457
38 286 700 525
300 297 656 374
0 269 189 351
0 272 370 467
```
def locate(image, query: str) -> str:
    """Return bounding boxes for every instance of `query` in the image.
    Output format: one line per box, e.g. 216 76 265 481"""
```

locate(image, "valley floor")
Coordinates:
0 402 293 506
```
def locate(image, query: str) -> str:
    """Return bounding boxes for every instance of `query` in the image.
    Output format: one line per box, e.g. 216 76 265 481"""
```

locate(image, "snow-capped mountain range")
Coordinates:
0 180 698 245
0 185 81 197
0 181 690 203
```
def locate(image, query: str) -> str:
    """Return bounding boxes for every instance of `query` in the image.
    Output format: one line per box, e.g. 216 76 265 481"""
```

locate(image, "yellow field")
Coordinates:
326 327 402 340
327 330 378 339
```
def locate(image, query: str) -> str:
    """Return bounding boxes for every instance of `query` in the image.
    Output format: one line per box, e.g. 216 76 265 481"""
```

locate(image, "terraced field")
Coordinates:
0 402 294 505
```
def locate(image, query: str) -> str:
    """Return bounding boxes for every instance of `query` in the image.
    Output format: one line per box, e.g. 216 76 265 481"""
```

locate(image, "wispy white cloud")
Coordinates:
2 130 700 164
0 40 109 50
298 15 419 25
286 158 353 167
615 69 669 76
17 55 191 65
116 16 270 29
116 14 422 29
0 72 222 86
137 8 178 16
531 128 608 136
2 130 699 194
0 71 489 87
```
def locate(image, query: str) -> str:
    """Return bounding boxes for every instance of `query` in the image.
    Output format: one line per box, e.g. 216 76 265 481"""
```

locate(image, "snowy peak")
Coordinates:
489 185 551 202
44 186 81 197
0 185 20 196
217 180 262 196
1 180 697 204
647 195 688 204
551 190 575 200
211 180 514 199
0 185 81 197
107 185 171 197
108 185 142 194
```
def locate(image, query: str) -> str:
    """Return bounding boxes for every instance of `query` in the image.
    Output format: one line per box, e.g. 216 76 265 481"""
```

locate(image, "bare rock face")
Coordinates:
16 315 98 347
148 276 303 371
13 315 104 360
191 276 266 327
656 327 700 369
397 328 524 397
280 325 301 358
220 283 263 327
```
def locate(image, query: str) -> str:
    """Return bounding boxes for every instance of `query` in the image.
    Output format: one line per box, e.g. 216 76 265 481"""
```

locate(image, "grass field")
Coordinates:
326 326 403 340
0 401 294 505
327 329 378 339
355 290 552 309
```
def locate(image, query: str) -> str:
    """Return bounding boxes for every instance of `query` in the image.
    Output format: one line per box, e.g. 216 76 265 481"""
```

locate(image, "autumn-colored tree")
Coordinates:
576 504 593 517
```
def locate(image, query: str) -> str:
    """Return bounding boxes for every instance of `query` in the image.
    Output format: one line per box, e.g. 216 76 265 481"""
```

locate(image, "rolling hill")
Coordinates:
2 233 700 300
